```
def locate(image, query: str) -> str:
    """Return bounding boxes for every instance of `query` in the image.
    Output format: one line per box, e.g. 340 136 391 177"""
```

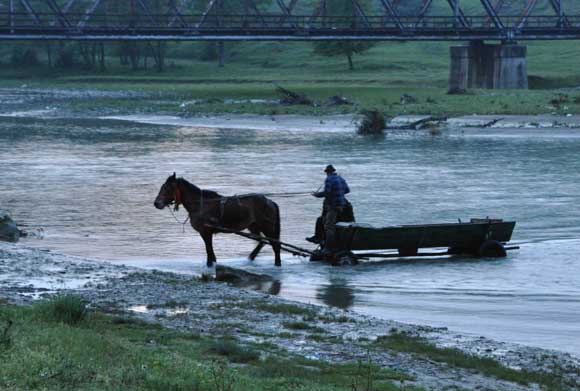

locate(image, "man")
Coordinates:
308 165 352 253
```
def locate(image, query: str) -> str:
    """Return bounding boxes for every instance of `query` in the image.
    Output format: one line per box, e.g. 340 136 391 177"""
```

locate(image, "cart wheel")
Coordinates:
333 251 358 266
447 247 466 255
309 249 325 262
478 240 507 258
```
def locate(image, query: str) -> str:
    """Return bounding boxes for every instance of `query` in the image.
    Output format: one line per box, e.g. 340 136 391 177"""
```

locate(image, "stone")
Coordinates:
215 265 273 286
0 211 20 242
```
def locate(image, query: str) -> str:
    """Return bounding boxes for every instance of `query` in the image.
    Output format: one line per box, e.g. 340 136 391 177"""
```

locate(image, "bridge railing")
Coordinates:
1 13 579 36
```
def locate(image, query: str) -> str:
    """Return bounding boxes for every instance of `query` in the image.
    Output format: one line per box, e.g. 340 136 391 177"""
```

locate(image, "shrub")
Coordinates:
10 48 39 67
34 295 88 325
206 339 260 363
0 320 13 349
357 109 386 135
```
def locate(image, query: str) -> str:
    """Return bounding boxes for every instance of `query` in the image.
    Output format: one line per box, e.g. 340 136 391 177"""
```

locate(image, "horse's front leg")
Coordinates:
201 231 217 267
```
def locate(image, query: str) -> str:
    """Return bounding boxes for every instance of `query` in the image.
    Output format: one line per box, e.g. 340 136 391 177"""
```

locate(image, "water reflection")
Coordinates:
316 277 355 309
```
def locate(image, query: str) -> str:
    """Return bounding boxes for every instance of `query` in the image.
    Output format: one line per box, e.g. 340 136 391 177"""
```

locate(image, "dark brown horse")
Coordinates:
154 173 282 267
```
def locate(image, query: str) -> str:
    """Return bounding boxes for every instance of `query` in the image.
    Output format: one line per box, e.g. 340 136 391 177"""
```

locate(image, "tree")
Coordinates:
312 0 376 70
191 0 273 67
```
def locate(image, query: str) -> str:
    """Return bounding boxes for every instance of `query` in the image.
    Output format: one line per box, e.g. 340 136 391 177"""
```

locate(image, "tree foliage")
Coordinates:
312 0 376 70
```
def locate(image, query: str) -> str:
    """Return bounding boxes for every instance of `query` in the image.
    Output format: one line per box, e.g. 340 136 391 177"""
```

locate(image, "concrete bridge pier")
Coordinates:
449 41 528 91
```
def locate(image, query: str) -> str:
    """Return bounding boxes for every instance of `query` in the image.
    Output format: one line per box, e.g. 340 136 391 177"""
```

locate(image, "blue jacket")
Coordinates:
314 173 350 207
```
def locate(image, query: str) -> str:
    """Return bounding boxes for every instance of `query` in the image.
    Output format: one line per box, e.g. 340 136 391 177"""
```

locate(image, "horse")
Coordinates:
154 173 282 267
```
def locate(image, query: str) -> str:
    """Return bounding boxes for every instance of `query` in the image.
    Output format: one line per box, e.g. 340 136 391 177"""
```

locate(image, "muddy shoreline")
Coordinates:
1 242 579 390
103 113 580 132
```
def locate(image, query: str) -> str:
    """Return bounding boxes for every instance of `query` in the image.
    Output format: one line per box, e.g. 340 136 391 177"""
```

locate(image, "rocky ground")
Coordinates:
1 242 579 390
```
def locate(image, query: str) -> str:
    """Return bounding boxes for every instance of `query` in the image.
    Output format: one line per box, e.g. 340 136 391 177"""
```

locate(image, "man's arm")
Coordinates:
313 177 332 198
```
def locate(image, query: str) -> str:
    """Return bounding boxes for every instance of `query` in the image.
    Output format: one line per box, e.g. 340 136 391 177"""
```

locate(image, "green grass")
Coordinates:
375 333 573 391
2 39 580 117
0 298 424 391
282 321 325 333
33 295 88 325
206 338 261 363
245 301 318 318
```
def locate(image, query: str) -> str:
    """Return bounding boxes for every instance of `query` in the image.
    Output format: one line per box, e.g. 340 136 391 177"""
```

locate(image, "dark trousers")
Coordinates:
314 201 355 247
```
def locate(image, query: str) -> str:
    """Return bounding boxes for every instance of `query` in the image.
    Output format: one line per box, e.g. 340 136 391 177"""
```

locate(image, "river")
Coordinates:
1 104 579 356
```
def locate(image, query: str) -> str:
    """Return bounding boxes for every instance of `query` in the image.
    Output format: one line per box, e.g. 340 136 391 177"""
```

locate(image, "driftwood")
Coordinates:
275 86 313 106
325 95 352 106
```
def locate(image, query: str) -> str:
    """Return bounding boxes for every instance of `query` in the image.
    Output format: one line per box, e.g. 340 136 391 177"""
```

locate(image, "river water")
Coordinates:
1 109 579 356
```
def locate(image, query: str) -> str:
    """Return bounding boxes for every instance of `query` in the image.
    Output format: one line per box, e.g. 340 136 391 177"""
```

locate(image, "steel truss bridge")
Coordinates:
0 0 579 42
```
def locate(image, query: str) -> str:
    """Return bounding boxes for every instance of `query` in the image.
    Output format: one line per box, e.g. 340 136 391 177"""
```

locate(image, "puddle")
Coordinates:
128 304 189 317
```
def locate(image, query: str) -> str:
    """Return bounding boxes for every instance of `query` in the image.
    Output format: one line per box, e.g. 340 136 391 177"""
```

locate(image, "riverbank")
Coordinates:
3 85 580 131
1 242 579 390
102 113 580 132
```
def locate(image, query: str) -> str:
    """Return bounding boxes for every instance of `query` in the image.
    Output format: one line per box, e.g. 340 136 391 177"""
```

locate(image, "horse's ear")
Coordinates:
171 172 176 179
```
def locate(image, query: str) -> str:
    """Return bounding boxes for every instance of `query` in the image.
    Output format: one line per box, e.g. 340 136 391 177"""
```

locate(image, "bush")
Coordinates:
207 339 260 363
357 109 386 135
0 320 13 349
34 295 88 325
200 42 218 61
10 48 39 67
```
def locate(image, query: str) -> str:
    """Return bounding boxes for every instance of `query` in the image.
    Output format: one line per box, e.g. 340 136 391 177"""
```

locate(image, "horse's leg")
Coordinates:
249 243 265 260
248 225 265 261
201 231 217 267
261 218 282 267
272 240 282 267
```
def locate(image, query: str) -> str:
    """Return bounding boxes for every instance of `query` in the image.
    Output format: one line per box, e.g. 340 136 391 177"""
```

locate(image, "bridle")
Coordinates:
166 181 206 230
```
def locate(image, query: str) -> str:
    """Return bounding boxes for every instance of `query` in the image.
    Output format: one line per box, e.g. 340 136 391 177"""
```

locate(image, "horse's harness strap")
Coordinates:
220 196 242 223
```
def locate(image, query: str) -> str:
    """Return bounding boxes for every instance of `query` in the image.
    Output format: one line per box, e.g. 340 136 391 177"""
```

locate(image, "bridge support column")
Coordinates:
449 42 528 91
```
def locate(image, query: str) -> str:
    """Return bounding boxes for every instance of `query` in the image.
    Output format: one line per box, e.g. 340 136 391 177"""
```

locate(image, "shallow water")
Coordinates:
1 112 580 355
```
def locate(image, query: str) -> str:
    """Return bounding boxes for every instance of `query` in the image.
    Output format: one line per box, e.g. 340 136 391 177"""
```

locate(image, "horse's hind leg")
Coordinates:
249 242 265 261
201 232 217 267
248 226 265 261
272 242 282 267
261 224 282 267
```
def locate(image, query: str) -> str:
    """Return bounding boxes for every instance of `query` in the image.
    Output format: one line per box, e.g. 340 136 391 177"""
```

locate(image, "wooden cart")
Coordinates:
311 218 517 265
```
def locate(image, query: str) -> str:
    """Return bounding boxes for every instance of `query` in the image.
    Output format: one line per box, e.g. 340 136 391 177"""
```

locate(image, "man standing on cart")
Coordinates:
310 165 352 254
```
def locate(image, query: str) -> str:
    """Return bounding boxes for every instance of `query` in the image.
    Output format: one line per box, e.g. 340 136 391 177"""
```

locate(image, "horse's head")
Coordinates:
154 173 179 210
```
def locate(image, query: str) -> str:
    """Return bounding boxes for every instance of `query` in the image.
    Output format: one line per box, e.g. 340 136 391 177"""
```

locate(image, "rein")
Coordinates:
168 183 205 233
169 207 189 233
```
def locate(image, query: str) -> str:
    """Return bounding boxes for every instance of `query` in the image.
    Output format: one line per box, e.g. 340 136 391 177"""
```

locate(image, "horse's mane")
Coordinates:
177 177 221 199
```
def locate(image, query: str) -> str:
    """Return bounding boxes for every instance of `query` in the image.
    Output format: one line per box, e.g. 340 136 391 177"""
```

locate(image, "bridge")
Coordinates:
1 0 579 89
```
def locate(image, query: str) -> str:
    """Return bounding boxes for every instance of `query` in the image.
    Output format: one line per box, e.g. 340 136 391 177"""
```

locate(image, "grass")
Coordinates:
281 321 325 333
245 300 318 318
33 294 88 325
1 39 580 117
0 297 424 391
375 332 572 391
206 339 261 364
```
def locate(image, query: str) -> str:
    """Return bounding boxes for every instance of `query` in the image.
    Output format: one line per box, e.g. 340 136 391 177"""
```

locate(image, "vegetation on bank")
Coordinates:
1 295 576 390
0 296 417 391
2 39 580 118
375 332 577 391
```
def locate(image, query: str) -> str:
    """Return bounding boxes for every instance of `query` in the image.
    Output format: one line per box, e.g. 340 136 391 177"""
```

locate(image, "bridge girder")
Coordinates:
1 0 579 41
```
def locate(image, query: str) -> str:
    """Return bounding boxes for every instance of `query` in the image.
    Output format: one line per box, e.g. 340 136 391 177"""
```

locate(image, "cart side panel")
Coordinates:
336 222 515 251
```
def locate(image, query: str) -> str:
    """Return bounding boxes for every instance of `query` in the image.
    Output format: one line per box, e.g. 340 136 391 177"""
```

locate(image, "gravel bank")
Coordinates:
1 242 579 390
